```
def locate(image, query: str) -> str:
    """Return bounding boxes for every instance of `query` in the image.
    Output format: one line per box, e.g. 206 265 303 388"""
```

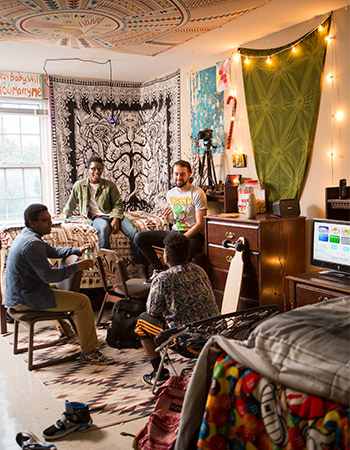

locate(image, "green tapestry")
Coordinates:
239 15 331 206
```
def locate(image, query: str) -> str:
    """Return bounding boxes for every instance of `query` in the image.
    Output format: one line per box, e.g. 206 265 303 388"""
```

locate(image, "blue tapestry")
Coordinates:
190 66 224 155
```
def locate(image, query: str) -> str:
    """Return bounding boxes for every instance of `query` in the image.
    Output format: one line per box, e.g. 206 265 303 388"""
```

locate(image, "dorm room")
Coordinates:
0 2 349 449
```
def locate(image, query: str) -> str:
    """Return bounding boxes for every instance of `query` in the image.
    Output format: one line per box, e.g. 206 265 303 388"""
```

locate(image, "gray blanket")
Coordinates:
175 296 350 450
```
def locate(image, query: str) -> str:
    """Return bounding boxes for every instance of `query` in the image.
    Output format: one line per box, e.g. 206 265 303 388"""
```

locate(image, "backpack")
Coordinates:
133 375 191 450
106 298 146 349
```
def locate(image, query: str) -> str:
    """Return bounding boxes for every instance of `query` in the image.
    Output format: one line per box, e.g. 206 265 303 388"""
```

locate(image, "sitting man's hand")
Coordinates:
110 217 120 233
79 243 91 254
77 259 94 271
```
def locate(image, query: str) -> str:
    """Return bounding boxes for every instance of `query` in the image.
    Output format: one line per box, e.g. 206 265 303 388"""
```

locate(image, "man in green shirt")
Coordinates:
62 155 145 276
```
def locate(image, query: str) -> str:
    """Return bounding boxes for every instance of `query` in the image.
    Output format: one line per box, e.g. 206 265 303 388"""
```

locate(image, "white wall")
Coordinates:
180 6 349 268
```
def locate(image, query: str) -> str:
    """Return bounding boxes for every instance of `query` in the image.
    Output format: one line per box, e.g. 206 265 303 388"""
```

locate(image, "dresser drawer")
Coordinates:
207 244 259 273
208 266 259 300
206 220 259 251
295 284 341 307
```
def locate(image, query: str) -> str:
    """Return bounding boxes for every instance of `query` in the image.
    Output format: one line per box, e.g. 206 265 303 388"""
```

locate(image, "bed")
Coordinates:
174 296 350 450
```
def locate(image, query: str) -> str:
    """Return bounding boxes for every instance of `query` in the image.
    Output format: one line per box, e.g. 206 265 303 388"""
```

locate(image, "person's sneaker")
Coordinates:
56 320 75 339
143 269 163 284
43 401 92 440
79 349 115 365
143 368 170 387
16 431 57 448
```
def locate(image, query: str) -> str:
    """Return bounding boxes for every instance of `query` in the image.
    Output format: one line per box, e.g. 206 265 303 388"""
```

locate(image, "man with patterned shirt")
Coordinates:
135 232 219 387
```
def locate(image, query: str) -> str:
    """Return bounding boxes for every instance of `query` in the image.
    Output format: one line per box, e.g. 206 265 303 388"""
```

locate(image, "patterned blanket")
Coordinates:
197 354 349 449
0 211 168 296
175 297 350 450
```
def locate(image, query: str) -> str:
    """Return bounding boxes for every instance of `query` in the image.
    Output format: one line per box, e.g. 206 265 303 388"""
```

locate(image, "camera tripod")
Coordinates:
198 138 218 189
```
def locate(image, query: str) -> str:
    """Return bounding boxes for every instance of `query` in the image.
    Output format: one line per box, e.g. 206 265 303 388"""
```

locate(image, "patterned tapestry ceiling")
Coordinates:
0 0 271 56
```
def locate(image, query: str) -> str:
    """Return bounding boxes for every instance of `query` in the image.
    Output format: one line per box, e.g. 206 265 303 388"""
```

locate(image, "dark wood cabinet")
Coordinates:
206 186 238 213
286 271 350 309
205 214 306 312
325 186 350 220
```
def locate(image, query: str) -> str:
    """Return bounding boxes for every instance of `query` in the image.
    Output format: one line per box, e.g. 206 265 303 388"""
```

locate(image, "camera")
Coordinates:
197 128 213 141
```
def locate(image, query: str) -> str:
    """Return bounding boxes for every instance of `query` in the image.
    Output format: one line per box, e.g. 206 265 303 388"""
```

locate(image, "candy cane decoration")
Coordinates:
226 95 237 150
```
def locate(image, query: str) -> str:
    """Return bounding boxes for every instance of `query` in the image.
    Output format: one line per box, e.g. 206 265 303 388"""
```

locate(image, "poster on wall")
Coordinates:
0 71 43 99
190 66 224 156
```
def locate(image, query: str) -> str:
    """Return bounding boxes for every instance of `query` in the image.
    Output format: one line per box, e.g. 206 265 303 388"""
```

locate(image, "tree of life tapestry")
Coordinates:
49 71 180 214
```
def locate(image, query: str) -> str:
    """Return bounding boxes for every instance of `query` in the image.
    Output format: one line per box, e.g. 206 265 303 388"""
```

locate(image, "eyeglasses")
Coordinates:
36 218 52 223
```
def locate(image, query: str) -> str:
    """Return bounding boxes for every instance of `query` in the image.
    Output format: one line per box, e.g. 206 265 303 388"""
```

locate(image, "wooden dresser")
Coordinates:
205 214 306 312
286 271 350 309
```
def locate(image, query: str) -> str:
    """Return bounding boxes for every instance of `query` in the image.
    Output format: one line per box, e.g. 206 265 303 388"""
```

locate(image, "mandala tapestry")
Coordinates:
49 71 180 213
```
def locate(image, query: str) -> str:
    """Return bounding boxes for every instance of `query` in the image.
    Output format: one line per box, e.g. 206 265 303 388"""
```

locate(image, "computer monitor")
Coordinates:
310 218 350 281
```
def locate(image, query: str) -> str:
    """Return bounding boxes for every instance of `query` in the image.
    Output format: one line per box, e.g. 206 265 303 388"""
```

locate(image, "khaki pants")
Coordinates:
14 289 98 354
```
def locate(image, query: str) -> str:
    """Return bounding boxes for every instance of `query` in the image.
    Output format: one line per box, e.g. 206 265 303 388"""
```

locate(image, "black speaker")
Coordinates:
272 199 300 218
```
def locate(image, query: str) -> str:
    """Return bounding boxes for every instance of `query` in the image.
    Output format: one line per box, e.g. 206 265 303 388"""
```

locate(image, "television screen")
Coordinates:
310 218 350 279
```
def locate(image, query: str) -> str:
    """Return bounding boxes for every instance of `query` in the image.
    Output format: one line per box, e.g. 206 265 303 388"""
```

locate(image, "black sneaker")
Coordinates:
16 431 57 449
6 310 14 324
143 368 170 387
43 401 92 440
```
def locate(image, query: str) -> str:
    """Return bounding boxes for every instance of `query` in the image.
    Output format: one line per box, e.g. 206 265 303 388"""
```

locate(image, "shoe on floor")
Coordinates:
43 401 92 440
16 431 57 448
79 349 115 365
6 310 14 324
143 368 170 387
143 269 163 284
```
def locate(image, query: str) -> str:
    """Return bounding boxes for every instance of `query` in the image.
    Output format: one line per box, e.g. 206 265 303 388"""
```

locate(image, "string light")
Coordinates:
237 14 330 62
232 52 240 62
333 111 344 121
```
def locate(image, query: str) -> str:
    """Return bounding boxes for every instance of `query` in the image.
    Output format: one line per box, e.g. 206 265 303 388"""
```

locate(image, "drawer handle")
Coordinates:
225 231 236 239
226 255 233 263
317 296 330 302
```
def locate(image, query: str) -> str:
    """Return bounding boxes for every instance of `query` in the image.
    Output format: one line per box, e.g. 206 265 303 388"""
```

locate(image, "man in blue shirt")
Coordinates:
5 203 114 365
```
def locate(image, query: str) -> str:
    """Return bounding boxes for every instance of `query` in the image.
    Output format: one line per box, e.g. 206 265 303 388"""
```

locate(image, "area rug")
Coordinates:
2 325 193 429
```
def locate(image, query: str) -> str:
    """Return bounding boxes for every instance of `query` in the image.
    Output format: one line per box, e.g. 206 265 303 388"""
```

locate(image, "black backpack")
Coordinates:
106 298 146 349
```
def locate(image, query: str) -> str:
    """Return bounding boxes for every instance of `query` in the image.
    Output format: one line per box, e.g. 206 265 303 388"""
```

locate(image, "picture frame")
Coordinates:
225 174 241 186
232 153 247 168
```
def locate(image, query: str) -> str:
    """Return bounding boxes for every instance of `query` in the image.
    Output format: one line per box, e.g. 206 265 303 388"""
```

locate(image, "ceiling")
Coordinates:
0 0 348 82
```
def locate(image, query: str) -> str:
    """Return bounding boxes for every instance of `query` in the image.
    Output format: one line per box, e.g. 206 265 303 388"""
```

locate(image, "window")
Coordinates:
0 99 53 222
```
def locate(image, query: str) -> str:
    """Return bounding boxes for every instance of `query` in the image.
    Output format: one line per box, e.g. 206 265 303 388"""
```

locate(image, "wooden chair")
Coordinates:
8 254 82 371
95 249 150 326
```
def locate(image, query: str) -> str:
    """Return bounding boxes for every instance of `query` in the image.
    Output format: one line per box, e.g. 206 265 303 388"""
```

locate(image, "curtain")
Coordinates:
239 15 331 206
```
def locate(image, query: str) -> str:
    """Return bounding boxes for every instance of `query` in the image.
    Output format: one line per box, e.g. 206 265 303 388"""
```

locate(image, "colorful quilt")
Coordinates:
197 354 349 450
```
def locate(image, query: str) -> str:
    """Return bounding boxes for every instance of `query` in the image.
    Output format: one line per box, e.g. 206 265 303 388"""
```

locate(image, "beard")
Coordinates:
175 179 187 188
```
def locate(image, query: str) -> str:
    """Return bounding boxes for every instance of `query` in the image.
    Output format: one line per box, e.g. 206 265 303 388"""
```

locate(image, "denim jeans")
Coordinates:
92 215 144 264
134 230 204 271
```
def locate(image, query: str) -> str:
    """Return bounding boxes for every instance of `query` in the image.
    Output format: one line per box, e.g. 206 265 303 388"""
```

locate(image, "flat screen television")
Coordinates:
310 218 350 281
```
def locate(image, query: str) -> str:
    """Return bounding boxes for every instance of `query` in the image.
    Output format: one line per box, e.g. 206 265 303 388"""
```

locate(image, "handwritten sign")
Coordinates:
0 71 43 99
